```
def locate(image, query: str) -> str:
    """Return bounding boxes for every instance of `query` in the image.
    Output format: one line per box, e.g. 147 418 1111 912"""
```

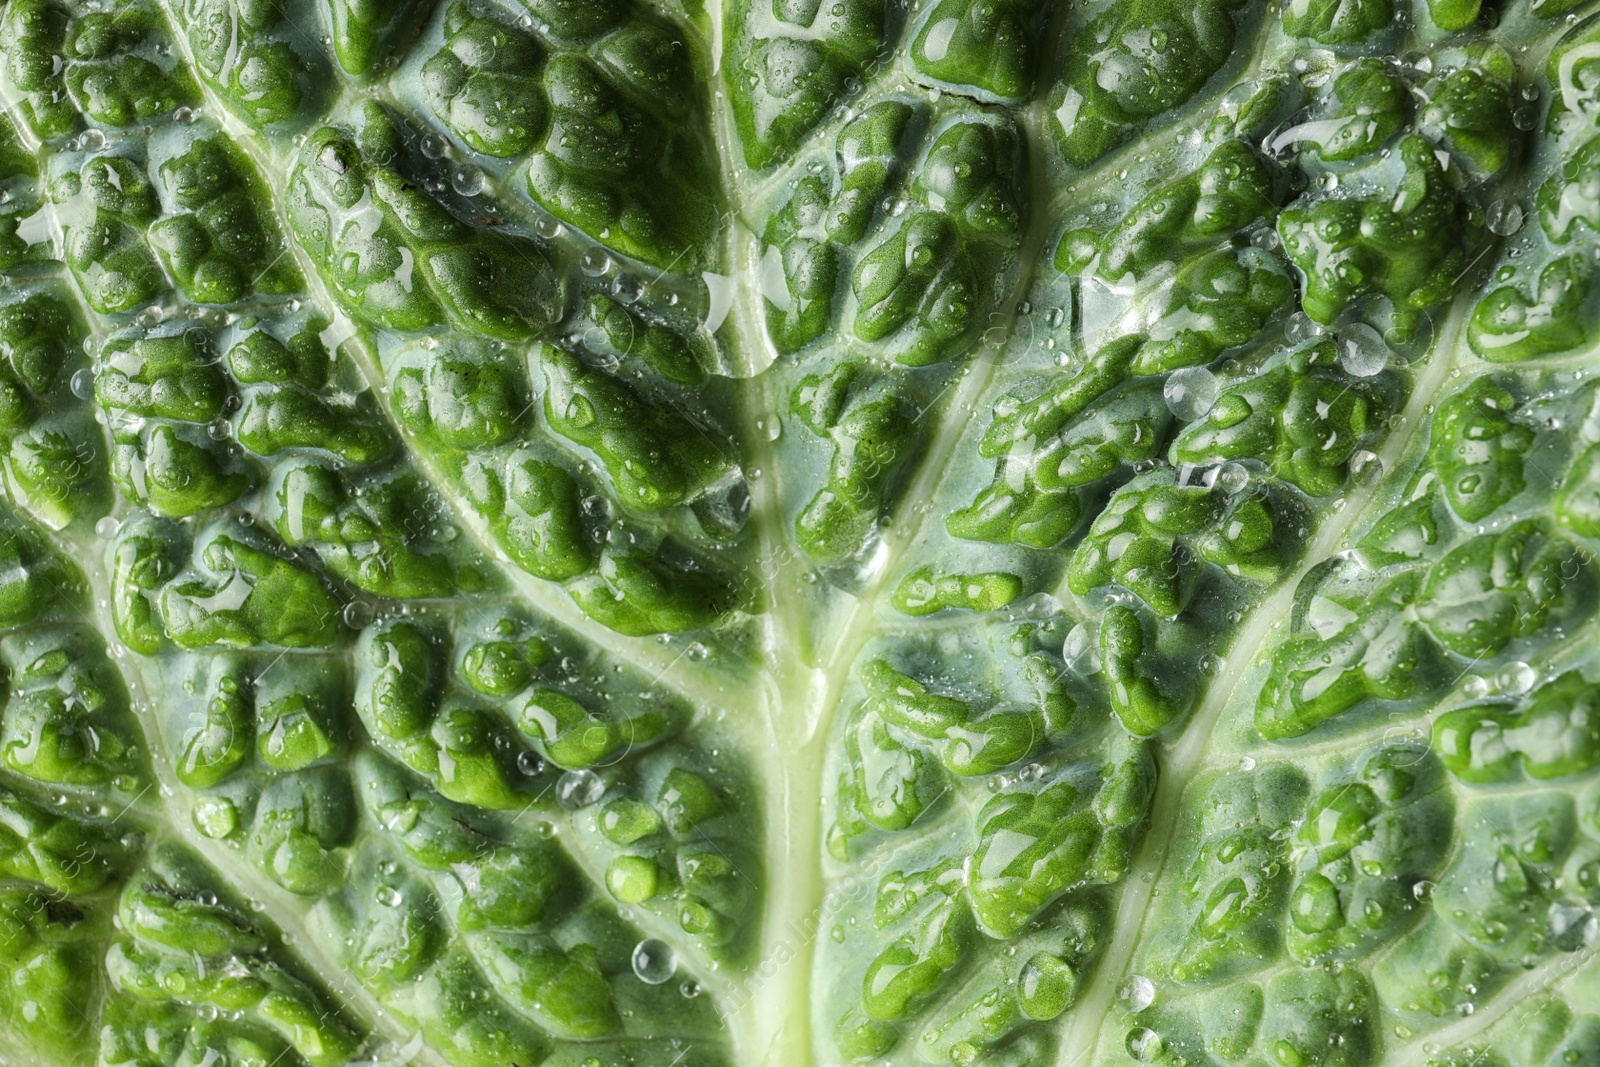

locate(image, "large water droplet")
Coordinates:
1120 974 1156 1013
1126 1026 1164 1061
1062 623 1101 674
1548 900 1597 951
580 248 612 276
450 164 486 197
1486 200 1524 237
564 395 597 428
1216 461 1250 495
613 273 644 304
342 600 373 629
516 750 545 776
1337 323 1388 378
631 939 675 984
70 368 95 399
1349 449 1383 486
1285 311 1324 346
1164 366 1218 420
1497 661 1536 696
557 768 604 809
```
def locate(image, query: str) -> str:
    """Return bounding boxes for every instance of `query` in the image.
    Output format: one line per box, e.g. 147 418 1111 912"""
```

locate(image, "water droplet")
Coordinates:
79 128 106 152
680 980 701 998
580 248 612 276
376 886 403 907
1120 974 1156 1012
195 891 218 907
70 368 95 399
1486 200 1524 237
1412 879 1435 902
94 516 119 538
450 164 486 197
342 600 373 629
557 768 604 809
1211 461 1248 496
1284 311 1324 346
174 106 196 124
1349 449 1383 485
1512 105 1539 131
535 215 563 239
1497 661 1536 696
1336 323 1388 377
1062 623 1101 674
613 273 644 304
631 939 675 984
1164 366 1218 420
419 134 449 159
517 750 545 776
206 418 232 441
1127 1026 1164 1061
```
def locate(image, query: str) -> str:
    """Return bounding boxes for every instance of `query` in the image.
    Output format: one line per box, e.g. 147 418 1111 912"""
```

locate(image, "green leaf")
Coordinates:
0 5 1598 1067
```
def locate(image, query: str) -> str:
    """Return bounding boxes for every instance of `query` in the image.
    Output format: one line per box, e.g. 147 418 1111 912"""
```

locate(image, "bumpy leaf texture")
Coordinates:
0 0 1596 1065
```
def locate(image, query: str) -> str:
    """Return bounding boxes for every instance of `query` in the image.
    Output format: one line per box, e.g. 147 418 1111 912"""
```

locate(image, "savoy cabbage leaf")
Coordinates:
0 0 1596 1065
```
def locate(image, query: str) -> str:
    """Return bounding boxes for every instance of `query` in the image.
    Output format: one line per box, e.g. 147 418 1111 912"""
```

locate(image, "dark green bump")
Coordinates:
1049 0 1252 167
792 362 919 563
1470 256 1597 362
1279 135 1480 338
1428 376 1533 523
892 566 1023 615
1284 0 1393 43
